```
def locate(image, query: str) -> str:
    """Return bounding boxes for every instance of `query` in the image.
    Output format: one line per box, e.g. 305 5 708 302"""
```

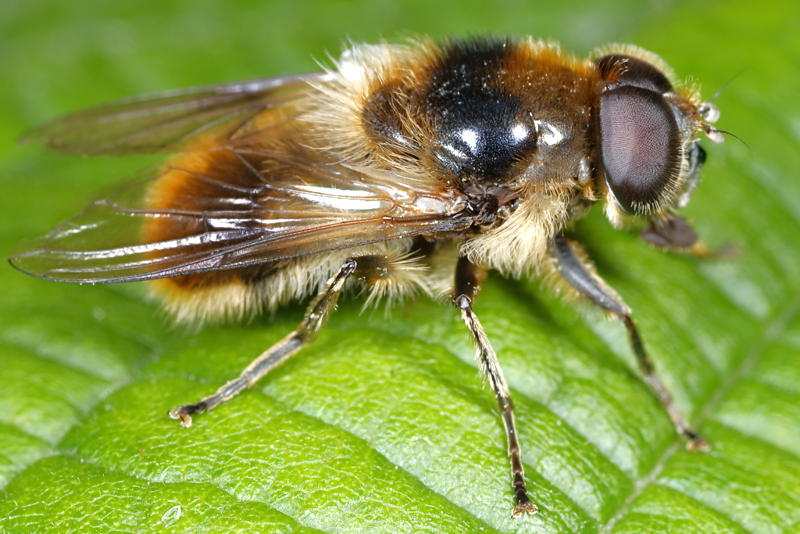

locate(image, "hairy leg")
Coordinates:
454 256 537 516
549 235 708 451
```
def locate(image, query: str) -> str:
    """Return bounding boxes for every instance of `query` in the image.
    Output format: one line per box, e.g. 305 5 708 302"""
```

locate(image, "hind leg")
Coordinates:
169 257 359 427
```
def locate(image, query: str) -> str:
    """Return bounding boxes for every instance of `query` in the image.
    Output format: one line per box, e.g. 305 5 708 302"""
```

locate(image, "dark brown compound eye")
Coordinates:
599 85 680 213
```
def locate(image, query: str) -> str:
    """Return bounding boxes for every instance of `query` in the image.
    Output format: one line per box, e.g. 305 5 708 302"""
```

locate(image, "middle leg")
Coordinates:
453 256 537 517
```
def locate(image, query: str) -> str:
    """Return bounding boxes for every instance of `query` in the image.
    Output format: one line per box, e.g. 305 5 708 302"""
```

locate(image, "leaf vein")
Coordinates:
600 292 800 532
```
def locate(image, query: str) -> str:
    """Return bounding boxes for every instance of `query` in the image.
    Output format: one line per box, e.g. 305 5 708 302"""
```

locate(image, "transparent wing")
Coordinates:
9 147 471 283
20 73 330 155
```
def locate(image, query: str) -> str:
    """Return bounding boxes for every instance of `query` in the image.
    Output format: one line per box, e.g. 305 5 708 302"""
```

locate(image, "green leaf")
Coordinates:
1 0 798 532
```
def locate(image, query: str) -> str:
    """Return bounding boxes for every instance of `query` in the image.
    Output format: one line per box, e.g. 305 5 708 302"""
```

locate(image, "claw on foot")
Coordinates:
686 433 711 452
169 408 193 428
168 402 206 428
512 495 539 517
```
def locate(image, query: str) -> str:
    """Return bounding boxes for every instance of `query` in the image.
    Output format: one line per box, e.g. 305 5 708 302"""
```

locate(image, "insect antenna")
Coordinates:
710 69 745 101
716 128 750 150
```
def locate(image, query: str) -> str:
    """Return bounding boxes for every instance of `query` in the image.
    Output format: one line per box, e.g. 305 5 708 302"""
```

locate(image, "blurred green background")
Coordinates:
1 1 799 533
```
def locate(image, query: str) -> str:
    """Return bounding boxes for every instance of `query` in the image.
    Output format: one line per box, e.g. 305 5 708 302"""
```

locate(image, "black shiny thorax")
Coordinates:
363 38 597 191
424 39 537 183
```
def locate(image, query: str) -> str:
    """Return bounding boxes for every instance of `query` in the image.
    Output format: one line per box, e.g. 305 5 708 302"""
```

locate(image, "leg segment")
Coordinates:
550 236 709 451
642 213 736 259
169 258 358 427
454 256 537 516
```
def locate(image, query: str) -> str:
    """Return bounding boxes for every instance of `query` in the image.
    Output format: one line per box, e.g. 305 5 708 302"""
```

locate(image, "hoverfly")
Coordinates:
10 37 725 516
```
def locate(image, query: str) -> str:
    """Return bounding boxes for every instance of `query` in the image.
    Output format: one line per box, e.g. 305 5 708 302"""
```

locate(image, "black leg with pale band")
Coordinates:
550 235 709 451
169 258 359 427
454 256 537 516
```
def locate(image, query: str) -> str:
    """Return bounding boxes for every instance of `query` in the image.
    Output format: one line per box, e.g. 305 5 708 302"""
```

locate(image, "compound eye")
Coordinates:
599 85 680 213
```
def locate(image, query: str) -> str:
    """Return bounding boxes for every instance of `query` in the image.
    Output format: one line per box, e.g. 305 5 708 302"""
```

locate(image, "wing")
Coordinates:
9 145 472 284
20 73 331 155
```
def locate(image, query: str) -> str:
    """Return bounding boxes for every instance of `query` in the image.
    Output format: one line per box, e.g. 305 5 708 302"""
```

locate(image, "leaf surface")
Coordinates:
0 0 798 532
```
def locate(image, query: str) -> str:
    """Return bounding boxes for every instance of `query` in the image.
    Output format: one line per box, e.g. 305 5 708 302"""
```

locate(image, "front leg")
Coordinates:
453 256 537 517
642 212 735 259
549 235 709 451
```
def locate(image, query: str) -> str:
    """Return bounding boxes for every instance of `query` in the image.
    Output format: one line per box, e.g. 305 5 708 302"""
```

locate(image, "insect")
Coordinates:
11 37 725 516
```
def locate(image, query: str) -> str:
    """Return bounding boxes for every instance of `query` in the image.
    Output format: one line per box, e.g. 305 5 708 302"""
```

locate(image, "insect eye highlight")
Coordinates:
599 85 680 213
